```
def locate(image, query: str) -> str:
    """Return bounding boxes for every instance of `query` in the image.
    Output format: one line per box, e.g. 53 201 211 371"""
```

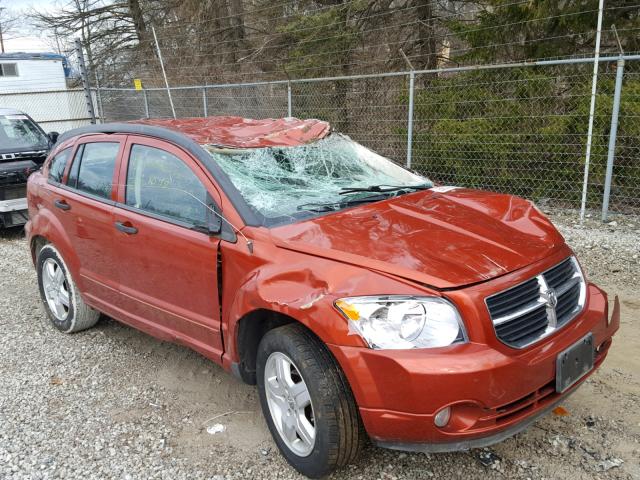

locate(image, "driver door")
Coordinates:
111 135 224 361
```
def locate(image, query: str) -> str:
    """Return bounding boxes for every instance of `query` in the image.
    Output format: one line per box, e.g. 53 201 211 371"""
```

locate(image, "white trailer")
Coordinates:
0 53 94 133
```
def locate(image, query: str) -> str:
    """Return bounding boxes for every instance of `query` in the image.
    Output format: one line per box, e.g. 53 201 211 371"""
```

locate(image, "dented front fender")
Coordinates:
219 233 435 368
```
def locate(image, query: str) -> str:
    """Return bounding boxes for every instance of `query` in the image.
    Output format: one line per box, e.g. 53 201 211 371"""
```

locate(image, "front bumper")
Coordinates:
329 285 619 450
377 388 578 453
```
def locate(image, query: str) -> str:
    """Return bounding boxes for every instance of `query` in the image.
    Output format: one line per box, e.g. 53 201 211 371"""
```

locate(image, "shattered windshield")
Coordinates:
205 134 431 225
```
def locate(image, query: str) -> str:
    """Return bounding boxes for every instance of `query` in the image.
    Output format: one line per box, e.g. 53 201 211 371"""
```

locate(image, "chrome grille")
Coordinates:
486 257 586 348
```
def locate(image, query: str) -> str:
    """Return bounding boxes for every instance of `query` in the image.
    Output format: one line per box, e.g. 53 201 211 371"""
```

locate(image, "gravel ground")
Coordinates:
0 209 638 480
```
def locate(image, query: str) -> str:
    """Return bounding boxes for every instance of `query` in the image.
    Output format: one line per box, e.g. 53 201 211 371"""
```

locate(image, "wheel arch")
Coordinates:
29 234 49 264
28 208 80 277
232 307 358 387
233 308 297 384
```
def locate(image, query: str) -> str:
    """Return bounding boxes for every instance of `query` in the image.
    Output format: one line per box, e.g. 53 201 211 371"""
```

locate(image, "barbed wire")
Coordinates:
98 30 627 88
152 6 624 62
157 0 537 34
89 0 639 88
132 35 611 85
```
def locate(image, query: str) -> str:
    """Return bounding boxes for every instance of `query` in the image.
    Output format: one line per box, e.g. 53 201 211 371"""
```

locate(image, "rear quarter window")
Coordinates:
47 148 72 183
70 142 120 200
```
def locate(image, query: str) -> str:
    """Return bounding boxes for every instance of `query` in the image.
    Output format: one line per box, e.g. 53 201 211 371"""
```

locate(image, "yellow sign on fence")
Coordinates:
133 79 143 91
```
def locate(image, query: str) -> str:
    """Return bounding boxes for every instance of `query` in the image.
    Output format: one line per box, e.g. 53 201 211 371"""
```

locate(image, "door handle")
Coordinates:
54 199 70 211
114 221 138 235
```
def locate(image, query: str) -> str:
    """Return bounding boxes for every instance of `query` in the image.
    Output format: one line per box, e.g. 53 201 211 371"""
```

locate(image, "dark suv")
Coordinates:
0 108 56 228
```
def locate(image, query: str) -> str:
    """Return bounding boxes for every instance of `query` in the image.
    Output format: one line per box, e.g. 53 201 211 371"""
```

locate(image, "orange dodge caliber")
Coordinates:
26 117 619 478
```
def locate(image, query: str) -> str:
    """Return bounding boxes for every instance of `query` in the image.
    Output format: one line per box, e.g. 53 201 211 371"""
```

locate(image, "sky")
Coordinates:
2 0 59 53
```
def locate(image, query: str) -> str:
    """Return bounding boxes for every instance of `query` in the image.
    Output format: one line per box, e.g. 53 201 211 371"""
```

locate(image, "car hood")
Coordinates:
270 188 566 289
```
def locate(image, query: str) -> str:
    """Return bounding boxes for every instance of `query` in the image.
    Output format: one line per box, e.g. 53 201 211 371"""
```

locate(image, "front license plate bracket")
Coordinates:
556 333 594 393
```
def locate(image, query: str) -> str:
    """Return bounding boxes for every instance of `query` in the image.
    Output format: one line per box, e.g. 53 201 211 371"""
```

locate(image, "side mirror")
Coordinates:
47 131 60 145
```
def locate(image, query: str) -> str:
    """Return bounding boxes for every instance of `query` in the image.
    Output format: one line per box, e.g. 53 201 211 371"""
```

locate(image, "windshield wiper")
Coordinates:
297 194 390 213
297 184 432 213
338 183 431 195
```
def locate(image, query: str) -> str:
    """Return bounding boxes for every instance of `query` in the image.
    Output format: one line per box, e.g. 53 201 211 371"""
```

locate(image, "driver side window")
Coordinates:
125 144 209 226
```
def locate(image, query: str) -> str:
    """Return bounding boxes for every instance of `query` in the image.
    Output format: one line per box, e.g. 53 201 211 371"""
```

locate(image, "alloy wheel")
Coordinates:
264 351 316 457
42 258 70 321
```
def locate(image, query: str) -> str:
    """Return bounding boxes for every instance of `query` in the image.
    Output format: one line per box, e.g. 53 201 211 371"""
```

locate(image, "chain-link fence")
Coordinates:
97 55 639 219
0 89 97 133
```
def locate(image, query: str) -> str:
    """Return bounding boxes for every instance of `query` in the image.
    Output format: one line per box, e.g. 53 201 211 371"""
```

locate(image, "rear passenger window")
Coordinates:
72 142 119 200
125 144 208 225
47 148 71 183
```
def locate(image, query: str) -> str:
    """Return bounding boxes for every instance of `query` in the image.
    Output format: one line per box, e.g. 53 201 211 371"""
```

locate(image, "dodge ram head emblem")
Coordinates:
543 288 558 309
542 288 559 327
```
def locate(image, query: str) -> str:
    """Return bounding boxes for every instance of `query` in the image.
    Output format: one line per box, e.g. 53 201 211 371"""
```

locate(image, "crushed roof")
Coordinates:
130 116 331 148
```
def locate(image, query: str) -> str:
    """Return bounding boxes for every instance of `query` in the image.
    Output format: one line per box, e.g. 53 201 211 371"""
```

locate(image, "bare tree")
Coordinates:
27 0 165 85
0 0 19 53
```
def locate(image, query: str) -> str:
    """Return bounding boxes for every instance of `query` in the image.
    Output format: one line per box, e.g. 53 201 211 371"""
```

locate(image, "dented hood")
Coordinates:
270 188 566 289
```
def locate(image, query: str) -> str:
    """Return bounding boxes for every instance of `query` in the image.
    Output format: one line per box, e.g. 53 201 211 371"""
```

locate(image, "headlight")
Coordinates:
334 296 466 350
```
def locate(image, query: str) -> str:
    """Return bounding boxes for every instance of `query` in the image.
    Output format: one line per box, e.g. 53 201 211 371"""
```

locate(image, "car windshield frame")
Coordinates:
0 114 49 153
204 133 432 227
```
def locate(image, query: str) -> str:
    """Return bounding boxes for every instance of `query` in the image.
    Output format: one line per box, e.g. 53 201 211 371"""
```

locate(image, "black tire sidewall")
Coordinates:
37 245 76 332
257 326 341 479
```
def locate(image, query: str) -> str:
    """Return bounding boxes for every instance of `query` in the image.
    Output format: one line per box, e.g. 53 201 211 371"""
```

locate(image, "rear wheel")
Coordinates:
256 323 365 478
36 244 100 333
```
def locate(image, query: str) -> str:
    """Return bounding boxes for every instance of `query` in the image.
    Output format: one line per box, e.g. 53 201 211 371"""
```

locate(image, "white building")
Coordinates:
0 52 94 133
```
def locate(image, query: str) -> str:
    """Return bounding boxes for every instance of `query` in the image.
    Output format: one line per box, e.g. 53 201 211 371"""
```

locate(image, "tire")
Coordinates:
256 323 365 478
36 244 100 333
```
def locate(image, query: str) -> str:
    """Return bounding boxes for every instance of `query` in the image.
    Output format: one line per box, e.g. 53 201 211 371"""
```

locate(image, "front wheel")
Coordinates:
256 323 365 478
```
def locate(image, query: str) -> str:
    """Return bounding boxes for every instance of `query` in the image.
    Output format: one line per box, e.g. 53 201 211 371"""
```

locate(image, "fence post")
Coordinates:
406 71 415 168
579 0 605 221
601 58 625 222
142 89 150 118
287 82 292 117
74 38 96 124
202 87 208 117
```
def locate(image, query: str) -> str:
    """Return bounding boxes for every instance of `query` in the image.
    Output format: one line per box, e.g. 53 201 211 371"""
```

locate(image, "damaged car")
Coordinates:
25 117 619 478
